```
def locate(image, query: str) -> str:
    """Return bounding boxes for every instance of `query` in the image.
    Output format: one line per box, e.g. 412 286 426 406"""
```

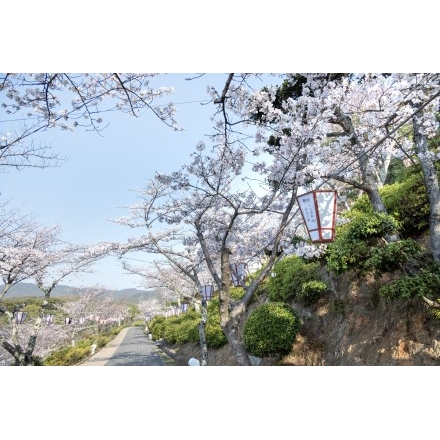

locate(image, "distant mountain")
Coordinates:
110 288 161 304
2 282 160 304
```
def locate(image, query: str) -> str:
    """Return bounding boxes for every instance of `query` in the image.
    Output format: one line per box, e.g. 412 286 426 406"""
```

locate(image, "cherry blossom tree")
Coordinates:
112 92 311 365
0 73 179 170
240 73 440 250
0 201 61 301
123 260 198 310
408 77 440 261
0 218 115 365
60 285 130 346
137 298 163 332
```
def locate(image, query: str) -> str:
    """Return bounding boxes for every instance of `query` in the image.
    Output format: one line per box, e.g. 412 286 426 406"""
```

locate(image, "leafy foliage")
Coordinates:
350 172 430 238
162 311 200 344
148 305 228 348
243 302 301 358
267 255 327 305
380 261 440 303
43 326 125 366
324 212 422 276
297 280 329 306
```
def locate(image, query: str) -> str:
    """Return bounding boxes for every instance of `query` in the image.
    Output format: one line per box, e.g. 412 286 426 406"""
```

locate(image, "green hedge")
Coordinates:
243 302 301 358
148 306 228 348
43 326 125 366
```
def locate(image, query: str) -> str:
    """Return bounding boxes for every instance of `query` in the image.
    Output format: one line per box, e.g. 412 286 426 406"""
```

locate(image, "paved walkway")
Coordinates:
78 326 177 366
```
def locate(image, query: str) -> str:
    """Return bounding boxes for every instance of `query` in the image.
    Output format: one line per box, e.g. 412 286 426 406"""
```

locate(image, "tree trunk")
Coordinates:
359 152 388 214
223 305 252 366
413 116 440 261
358 151 399 242
219 248 231 325
216 247 251 365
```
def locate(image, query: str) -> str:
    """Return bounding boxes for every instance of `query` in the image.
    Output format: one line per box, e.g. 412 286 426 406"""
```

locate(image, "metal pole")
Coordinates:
198 298 209 366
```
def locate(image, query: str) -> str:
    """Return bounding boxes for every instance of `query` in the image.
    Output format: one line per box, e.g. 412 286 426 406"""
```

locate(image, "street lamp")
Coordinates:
14 311 27 324
296 189 338 243
199 284 214 367
230 262 247 287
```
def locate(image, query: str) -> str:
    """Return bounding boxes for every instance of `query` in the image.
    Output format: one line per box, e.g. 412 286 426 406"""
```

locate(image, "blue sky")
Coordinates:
2 74 242 289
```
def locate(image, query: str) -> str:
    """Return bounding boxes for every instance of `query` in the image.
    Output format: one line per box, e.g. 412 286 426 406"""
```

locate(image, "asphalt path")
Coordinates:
79 326 177 366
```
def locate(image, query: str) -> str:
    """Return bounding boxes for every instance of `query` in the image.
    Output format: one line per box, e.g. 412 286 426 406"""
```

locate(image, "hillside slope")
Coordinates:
160 271 440 366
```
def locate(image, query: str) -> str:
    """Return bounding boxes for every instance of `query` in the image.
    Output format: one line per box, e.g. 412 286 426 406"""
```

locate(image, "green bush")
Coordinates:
95 335 110 348
297 280 329 306
350 171 430 238
205 304 228 347
44 347 71 366
267 255 327 304
380 261 440 302
177 318 200 343
44 346 90 366
163 318 182 343
64 347 90 365
324 211 421 276
229 286 246 301
243 302 301 358
149 316 167 340
147 308 227 347
42 325 125 365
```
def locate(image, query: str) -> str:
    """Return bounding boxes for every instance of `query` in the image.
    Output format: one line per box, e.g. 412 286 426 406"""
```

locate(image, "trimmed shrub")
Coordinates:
205 313 228 348
267 255 327 304
148 307 227 348
64 347 90 365
149 316 167 340
44 346 90 366
243 302 301 358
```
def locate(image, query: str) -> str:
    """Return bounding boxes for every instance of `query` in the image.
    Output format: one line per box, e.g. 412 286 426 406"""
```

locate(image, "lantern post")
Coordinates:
296 189 338 243
198 284 214 366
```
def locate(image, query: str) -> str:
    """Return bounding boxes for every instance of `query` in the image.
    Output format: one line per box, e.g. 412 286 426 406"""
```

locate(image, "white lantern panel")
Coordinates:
297 193 319 231
316 191 336 228
309 230 320 241
321 230 333 239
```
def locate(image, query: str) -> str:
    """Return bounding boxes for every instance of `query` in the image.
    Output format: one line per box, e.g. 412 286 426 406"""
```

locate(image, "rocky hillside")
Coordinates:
160 270 440 366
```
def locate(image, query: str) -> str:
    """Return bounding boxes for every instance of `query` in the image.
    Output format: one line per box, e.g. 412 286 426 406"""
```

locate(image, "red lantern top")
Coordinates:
296 190 337 243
